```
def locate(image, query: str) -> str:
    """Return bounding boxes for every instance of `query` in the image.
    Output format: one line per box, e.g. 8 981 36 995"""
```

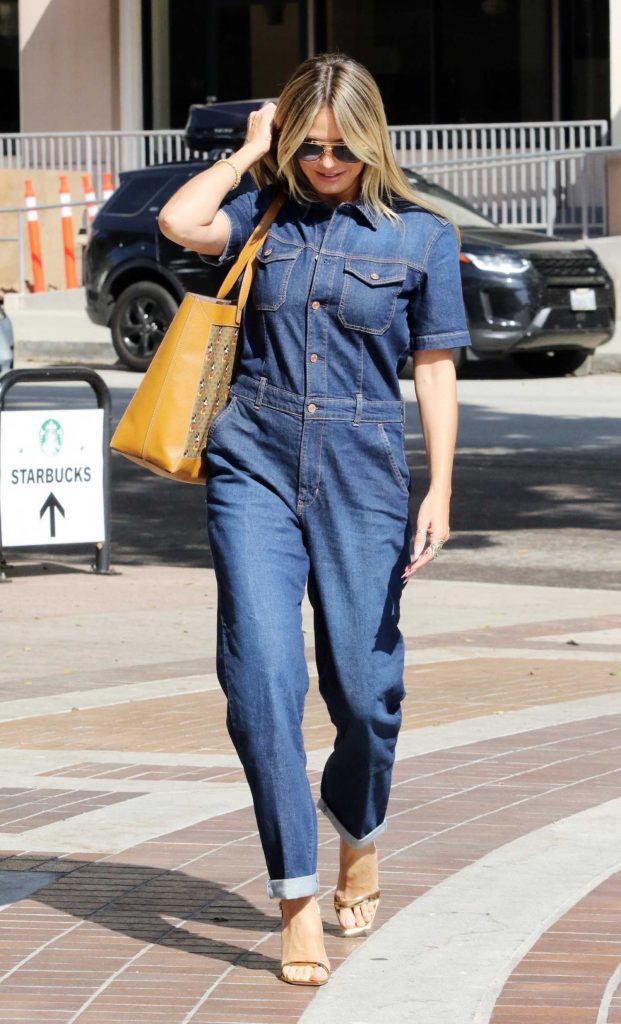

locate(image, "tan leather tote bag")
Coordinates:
110 191 285 484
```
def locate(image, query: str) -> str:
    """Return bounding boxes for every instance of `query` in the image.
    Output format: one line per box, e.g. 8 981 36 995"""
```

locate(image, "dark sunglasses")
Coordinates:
295 139 360 164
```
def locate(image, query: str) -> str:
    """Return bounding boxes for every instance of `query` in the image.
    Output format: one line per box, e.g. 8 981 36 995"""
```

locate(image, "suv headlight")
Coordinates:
461 252 531 274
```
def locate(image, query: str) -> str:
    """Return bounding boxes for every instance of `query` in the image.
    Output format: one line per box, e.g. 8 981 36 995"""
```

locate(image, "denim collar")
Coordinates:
299 193 382 230
349 196 382 229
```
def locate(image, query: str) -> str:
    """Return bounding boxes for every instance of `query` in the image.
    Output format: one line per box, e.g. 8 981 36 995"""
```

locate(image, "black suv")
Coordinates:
84 106 615 374
84 160 233 370
403 173 615 375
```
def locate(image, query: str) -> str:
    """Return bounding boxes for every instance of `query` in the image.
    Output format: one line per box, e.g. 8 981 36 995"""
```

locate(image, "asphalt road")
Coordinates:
3 360 620 590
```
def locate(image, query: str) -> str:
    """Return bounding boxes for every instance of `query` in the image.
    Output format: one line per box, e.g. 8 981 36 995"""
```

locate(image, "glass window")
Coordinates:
166 1 304 128
148 0 610 131
104 172 191 216
406 174 496 227
324 0 555 124
326 0 435 124
435 0 521 124
0 0 19 132
560 0 609 121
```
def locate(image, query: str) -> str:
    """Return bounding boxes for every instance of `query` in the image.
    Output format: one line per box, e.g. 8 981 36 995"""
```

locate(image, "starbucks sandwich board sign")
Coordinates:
0 408 105 546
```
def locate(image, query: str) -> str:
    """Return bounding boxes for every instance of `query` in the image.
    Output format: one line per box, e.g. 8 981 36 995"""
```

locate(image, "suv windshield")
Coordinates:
403 172 496 228
104 172 193 215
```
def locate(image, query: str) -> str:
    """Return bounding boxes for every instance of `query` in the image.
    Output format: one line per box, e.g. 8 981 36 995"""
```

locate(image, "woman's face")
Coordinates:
296 105 364 206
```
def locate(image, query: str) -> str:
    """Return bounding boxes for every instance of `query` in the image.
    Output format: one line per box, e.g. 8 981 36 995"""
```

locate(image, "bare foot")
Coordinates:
280 895 330 985
335 839 379 932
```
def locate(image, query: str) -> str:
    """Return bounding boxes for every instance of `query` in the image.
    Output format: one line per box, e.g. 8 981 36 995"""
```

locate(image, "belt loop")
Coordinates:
401 397 405 424
254 375 267 408
353 392 363 427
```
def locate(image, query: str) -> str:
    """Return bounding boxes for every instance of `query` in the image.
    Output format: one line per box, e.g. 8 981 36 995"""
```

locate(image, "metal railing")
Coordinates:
0 126 618 284
407 144 621 238
0 129 202 196
387 118 608 167
392 120 609 235
2 148 617 297
0 119 609 231
0 198 90 294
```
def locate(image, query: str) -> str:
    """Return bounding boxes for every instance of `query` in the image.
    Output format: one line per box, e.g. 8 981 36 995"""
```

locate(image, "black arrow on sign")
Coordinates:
39 492 65 538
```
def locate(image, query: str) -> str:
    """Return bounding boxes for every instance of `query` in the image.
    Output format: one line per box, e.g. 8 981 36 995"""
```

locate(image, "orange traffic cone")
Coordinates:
102 170 115 201
81 172 99 223
24 179 45 293
58 174 78 289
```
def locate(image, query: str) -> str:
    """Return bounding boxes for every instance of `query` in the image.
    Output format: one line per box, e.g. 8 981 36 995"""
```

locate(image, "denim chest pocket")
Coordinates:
252 240 302 311
338 258 407 335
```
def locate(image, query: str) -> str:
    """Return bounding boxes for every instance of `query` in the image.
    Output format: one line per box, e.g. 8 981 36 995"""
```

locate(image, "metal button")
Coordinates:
310 353 318 362
263 247 273 256
370 272 379 280
307 403 317 413
311 300 321 309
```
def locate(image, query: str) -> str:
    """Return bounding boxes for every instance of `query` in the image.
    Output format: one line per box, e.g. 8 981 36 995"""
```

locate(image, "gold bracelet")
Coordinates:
215 158 241 191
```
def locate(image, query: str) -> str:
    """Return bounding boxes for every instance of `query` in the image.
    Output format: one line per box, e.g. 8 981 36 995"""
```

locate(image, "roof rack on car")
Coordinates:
183 99 275 154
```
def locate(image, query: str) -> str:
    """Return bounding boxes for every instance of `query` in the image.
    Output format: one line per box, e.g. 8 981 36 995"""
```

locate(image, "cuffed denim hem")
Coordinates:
266 872 320 900
317 796 387 848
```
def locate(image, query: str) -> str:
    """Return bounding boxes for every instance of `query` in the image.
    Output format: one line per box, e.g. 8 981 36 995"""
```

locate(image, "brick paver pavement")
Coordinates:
0 656 618 755
1 563 620 1022
490 874 621 1023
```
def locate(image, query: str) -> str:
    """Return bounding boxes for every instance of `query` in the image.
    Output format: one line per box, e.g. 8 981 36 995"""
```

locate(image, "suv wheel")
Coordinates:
111 281 178 371
512 349 593 377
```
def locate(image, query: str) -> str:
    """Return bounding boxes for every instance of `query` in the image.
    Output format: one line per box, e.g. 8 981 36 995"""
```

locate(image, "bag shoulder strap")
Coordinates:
216 190 286 303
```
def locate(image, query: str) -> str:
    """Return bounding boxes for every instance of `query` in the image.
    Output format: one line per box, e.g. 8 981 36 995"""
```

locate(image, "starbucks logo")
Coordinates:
39 418 63 457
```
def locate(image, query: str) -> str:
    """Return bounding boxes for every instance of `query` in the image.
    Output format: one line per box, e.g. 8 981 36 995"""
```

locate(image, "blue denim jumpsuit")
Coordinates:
199 183 470 900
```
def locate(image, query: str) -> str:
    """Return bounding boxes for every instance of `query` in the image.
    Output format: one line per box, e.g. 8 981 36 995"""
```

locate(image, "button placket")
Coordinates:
305 206 343 399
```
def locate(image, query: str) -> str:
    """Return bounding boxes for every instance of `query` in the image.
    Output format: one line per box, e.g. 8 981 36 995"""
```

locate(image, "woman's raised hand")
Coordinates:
244 102 277 158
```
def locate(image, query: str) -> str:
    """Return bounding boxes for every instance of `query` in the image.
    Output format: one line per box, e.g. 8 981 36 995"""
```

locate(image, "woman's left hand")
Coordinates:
401 490 451 582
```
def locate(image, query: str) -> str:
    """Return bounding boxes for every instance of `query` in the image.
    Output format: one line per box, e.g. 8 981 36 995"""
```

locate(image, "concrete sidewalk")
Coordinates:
1 562 620 1021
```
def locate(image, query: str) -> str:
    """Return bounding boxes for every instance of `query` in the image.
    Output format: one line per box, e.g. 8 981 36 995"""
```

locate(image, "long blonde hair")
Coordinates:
252 52 459 236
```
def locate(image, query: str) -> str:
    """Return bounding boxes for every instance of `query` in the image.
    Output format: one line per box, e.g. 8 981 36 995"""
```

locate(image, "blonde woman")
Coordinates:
159 53 470 988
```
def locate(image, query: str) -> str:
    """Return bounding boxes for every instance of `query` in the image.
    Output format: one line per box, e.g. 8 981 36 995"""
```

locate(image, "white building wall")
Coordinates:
19 0 120 132
18 0 143 134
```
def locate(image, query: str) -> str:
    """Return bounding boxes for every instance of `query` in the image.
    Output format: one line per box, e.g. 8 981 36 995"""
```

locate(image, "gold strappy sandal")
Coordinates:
334 889 381 937
278 900 331 987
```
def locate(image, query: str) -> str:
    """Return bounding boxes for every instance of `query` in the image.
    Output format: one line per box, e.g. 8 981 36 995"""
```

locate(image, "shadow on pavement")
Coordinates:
5 858 343 978
3 379 620 578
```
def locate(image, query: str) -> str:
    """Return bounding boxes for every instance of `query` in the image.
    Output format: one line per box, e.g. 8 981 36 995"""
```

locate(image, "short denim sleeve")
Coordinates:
408 222 471 352
196 186 274 267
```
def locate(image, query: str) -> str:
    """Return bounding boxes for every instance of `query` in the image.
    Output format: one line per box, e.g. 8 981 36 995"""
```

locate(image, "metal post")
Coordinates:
551 0 561 122
306 0 316 57
580 154 589 239
17 208 25 294
545 156 556 235
86 133 93 185
603 152 610 236
0 367 113 577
